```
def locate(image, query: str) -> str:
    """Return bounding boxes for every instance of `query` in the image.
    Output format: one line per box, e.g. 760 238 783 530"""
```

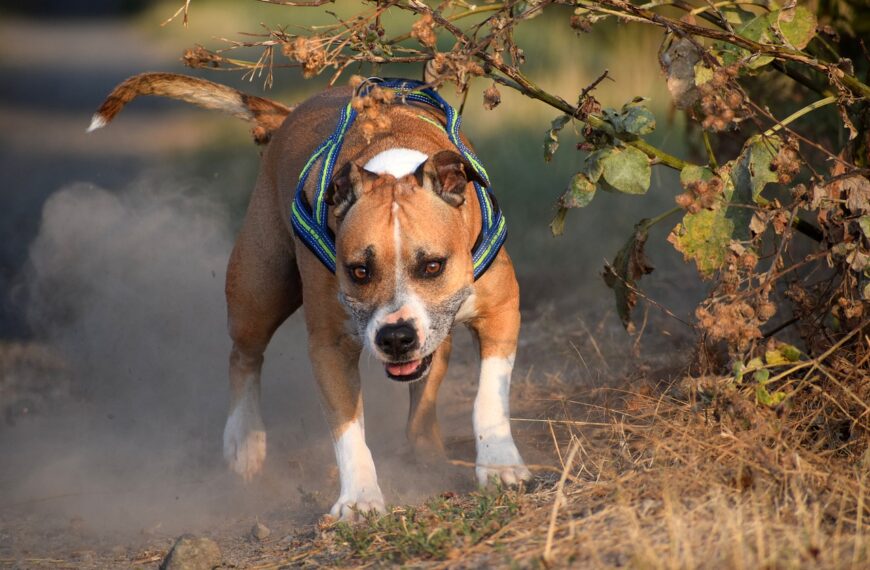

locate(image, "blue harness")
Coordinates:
290 78 506 281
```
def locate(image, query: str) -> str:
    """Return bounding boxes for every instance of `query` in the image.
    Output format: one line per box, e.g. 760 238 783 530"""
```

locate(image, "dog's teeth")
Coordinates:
86 113 107 133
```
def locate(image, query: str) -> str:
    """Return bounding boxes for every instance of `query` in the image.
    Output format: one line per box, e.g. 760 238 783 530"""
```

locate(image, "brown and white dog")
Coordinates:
90 73 530 519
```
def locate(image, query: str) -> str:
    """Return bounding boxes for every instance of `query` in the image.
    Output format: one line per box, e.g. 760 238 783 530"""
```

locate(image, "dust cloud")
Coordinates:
0 172 479 553
0 174 339 544
1 171 646 555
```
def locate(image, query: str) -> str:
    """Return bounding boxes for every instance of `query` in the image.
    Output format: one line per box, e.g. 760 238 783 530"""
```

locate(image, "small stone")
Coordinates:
160 535 221 570
251 521 271 541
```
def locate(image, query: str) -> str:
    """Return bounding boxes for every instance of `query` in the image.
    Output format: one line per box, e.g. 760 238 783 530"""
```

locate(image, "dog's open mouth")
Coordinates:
384 354 433 382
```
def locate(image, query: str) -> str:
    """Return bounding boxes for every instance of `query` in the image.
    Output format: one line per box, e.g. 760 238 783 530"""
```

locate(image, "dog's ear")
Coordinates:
325 162 375 218
414 150 485 208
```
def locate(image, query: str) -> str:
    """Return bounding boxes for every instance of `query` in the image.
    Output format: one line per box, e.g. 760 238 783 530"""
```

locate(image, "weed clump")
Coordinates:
330 489 521 563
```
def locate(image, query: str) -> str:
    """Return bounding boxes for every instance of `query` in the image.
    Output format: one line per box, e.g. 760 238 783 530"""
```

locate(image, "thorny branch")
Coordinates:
172 0 869 377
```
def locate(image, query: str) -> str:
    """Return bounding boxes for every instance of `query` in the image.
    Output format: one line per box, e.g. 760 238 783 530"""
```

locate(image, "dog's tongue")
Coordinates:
386 359 421 377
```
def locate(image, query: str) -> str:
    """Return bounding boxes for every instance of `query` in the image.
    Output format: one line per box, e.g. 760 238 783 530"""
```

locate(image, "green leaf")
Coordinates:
715 12 774 68
739 12 773 43
713 8 813 70
753 368 770 384
602 98 656 137
680 164 716 186
756 383 786 407
544 114 571 162
668 208 735 277
618 99 656 136
780 344 802 362
858 216 870 238
776 6 817 50
603 221 655 333
693 62 714 86
600 146 651 195
550 147 613 236
720 6 756 26
731 135 781 203
765 345 802 366
583 148 610 182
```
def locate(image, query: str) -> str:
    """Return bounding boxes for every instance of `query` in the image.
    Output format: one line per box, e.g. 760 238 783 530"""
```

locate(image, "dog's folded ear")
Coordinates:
415 150 486 207
326 162 376 218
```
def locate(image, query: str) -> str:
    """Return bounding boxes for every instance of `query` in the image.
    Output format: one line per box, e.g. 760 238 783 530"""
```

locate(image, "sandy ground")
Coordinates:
0 303 645 568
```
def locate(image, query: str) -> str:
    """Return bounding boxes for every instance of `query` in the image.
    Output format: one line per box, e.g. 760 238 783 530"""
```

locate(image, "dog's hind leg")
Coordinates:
224 171 301 481
406 334 451 462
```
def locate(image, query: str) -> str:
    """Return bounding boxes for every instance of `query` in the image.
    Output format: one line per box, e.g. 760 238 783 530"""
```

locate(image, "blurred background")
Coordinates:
0 0 701 556
0 0 702 337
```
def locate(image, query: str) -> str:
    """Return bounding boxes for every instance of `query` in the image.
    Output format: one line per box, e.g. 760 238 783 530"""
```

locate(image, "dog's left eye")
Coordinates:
419 259 446 278
348 265 371 284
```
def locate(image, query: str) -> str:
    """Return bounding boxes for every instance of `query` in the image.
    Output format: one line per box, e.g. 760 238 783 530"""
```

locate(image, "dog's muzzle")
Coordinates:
375 321 433 382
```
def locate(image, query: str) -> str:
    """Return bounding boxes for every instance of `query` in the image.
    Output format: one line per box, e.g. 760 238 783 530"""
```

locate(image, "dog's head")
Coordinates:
327 149 483 382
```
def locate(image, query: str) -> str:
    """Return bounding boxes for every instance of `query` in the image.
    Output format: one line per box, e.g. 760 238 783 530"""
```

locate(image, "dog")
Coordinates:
90 73 531 519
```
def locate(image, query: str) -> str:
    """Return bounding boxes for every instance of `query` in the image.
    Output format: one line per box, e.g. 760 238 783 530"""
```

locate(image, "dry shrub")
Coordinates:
291 370 867 568
470 374 869 568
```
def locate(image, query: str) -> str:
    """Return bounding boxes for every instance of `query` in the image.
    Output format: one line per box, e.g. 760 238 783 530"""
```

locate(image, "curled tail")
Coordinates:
88 72 294 144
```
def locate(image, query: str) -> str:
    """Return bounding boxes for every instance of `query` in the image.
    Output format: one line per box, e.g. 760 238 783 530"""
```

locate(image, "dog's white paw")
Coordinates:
476 441 532 488
330 488 386 521
223 406 266 481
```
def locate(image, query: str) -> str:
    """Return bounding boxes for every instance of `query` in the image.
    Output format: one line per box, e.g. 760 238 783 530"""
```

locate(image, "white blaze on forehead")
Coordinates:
364 148 428 178
362 197 431 359
393 202 402 282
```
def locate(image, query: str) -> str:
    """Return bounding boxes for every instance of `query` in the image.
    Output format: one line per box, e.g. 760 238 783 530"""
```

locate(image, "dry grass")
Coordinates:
278 362 869 569
3 317 866 569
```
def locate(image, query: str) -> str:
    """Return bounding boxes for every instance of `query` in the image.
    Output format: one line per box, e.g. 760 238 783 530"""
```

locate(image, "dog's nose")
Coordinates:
375 322 419 359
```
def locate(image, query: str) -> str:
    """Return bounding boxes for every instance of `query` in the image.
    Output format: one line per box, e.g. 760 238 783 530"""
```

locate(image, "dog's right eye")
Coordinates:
348 265 371 284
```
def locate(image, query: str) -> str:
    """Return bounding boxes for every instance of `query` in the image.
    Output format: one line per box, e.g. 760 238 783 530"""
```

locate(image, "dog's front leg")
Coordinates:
469 300 531 488
308 332 385 520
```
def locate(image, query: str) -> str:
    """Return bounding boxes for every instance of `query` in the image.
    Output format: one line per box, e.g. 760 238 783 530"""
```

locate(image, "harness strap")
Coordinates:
291 78 506 280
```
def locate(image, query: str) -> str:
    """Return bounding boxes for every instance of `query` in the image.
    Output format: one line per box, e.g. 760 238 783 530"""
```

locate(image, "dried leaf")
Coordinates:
544 115 571 162
483 84 501 111
550 207 568 237
411 14 437 48
749 212 769 236
843 175 870 213
604 222 654 332
660 37 702 109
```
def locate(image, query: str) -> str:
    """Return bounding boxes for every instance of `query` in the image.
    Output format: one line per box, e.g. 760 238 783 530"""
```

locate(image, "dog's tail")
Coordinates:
87 72 294 144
